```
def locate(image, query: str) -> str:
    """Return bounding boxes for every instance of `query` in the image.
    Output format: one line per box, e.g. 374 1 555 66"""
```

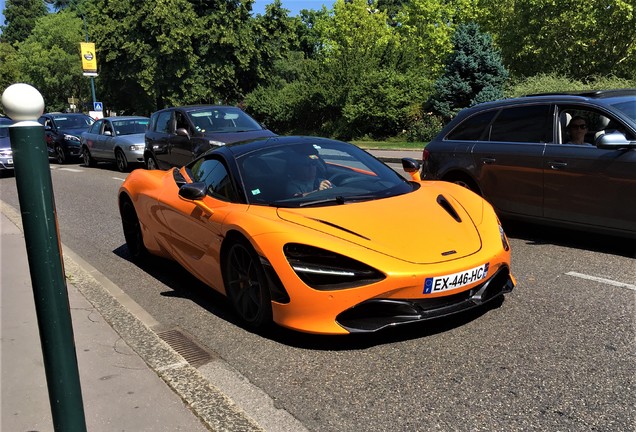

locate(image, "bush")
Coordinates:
405 114 444 143
507 73 636 98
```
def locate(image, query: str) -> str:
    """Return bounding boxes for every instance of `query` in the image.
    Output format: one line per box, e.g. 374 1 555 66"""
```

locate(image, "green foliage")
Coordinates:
0 0 48 44
404 113 444 143
429 22 508 119
507 73 636 98
492 0 636 81
11 11 88 112
0 43 21 96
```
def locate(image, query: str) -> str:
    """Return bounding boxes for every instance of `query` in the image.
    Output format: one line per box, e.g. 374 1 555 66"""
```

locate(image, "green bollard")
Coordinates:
2 84 87 432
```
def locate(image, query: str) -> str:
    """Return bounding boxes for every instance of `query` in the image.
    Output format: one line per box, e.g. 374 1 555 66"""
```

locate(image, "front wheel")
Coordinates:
120 199 147 261
115 149 128 172
145 155 158 170
55 145 67 164
82 147 96 167
223 239 272 330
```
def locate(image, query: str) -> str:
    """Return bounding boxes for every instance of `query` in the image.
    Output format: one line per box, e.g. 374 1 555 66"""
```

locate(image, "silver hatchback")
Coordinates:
422 89 636 238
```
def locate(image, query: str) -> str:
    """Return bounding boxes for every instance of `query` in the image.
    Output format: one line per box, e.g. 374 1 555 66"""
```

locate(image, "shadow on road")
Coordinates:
503 219 636 258
114 243 507 350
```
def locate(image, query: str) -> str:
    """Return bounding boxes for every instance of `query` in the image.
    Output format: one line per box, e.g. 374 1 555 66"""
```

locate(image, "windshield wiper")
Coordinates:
299 196 347 207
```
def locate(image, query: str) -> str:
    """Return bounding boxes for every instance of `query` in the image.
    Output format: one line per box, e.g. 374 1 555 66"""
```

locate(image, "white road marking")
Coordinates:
566 272 636 291
112 177 126 181
58 168 84 173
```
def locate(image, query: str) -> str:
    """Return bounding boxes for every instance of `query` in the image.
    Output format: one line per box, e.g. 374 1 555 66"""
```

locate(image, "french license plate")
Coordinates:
424 263 489 294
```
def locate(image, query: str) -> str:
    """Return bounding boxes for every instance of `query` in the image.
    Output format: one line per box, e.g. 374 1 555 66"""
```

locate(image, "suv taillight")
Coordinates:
422 148 430 161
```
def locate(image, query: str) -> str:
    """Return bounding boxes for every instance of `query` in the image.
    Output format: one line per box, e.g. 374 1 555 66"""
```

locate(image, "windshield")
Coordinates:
187 107 262 134
113 118 149 135
609 99 636 122
0 118 13 138
237 140 414 207
54 115 94 129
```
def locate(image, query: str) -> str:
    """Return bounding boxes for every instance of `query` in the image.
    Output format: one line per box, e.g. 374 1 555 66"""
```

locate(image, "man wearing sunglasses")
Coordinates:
567 116 594 145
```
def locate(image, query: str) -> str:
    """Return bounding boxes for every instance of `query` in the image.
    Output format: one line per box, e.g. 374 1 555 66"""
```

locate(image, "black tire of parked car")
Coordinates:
82 147 96 167
115 149 128 173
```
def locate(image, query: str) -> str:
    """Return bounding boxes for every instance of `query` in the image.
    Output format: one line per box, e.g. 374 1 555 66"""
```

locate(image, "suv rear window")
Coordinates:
488 105 550 143
446 110 496 141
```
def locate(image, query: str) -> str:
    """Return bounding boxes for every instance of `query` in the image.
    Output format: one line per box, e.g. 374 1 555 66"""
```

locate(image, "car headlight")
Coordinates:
128 145 144 151
284 243 385 290
498 220 510 251
63 134 81 143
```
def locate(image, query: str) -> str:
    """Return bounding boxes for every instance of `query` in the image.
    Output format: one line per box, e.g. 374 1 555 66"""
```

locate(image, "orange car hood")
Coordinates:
276 188 483 264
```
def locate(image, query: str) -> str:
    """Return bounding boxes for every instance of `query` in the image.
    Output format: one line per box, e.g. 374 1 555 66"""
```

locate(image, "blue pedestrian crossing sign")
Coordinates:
93 102 103 111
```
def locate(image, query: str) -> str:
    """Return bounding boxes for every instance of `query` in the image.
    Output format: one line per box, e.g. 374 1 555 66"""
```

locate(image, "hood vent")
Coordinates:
314 219 371 240
437 194 462 223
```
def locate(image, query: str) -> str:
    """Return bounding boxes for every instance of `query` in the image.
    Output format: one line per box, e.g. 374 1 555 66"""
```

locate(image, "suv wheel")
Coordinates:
55 145 67 164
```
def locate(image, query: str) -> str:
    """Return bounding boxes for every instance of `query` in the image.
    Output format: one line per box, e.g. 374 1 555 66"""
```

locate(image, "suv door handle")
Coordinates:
548 161 568 170
481 157 496 164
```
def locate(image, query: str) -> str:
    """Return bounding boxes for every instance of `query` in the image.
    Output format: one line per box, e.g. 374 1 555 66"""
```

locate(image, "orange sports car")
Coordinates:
118 136 515 335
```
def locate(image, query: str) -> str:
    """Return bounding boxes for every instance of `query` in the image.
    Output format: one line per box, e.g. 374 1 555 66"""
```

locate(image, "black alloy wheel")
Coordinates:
223 239 273 330
115 149 128 172
82 147 95 167
55 145 67 164
146 155 158 170
120 199 147 261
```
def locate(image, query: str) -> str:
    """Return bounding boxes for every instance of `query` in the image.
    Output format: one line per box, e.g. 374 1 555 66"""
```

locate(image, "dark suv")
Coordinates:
422 89 636 238
144 105 276 170
38 113 95 164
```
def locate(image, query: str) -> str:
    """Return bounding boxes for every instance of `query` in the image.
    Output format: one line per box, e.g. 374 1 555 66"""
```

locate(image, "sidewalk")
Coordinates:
0 210 221 431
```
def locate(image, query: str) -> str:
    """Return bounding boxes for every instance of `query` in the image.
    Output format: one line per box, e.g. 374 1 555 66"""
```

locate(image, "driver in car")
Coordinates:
286 153 333 197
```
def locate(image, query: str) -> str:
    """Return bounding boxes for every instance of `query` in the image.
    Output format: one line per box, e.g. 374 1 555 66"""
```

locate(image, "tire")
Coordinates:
115 149 128 172
120 198 147 261
55 145 67 164
223 238 272 330
145 155 158 170
444 174 480 195
82 147 96 167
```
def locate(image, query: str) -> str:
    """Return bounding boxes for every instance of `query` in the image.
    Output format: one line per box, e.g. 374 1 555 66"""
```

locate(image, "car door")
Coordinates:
157 157 242 289
83 119 103 157
149 110 175 169
100 119 117 160
166 110 196 167
543 106 636 232
92 119 111 159
471 104 551 217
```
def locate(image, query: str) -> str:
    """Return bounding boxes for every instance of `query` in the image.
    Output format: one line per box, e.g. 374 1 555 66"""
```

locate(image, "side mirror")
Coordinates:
176 128 190 139
45 125 52 131
178 181 215 215
104 131 112 136
401 158 422 182
595 131 635 149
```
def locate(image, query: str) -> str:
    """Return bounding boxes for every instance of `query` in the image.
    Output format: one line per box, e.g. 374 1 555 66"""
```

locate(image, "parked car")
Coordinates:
422 89 636 238
80 116 149 172
119 135 515 334
38 113 95 164
144 105 276 170
0 117 14 174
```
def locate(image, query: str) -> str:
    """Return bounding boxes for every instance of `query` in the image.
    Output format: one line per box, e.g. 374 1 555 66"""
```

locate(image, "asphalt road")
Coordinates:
1 161 634 432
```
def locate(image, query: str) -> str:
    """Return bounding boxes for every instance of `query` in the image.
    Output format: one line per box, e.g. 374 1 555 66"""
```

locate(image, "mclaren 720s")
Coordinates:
118 136 515 335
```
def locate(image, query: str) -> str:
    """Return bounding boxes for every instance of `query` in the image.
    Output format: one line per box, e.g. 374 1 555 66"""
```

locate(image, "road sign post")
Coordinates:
2 83 87 432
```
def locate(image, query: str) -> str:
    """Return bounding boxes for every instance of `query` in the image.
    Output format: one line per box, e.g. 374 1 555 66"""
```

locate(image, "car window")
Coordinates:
557 106 634 144
187 107 261 133
446 110 497 141
488 105 551 143
113 118 148 135
189 158 239 202
175 111 190 132
155 111 172 134
89 119 103 134
53 115 94 129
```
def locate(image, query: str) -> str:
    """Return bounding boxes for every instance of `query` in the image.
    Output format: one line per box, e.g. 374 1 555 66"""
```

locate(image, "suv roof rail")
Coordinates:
525 89 636 98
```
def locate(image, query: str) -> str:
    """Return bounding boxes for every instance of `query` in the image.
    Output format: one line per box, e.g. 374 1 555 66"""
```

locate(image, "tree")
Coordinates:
429 22 508 120
0 0 48 44
478 0 636 81
12 11 88 112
